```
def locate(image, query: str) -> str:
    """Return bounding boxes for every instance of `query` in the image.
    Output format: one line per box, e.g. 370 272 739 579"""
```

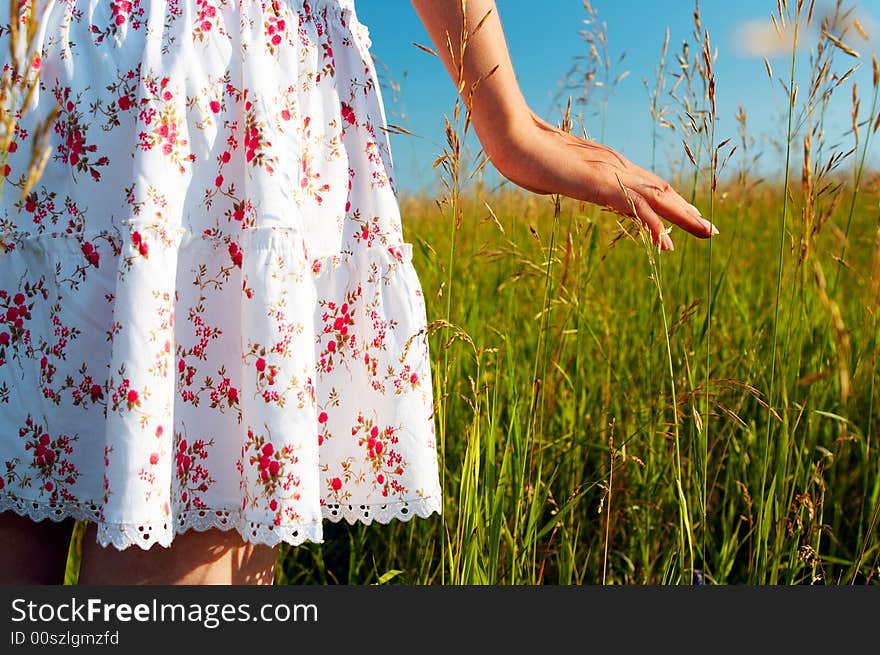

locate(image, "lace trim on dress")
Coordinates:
0 491 442 550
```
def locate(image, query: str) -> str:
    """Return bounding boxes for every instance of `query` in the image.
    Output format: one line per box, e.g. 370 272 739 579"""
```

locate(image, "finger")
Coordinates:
587 149 718 238
618 188 674 252
633 174 719 239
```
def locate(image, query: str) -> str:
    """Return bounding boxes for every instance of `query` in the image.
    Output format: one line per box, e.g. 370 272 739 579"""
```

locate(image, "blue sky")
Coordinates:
355 0 879 194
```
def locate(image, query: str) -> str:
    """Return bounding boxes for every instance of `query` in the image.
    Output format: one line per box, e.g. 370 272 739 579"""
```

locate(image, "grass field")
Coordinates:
277 177 880 585
276 0 880 585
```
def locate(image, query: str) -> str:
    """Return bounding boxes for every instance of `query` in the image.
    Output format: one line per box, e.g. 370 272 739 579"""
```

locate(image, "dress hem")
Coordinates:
0 492 442 550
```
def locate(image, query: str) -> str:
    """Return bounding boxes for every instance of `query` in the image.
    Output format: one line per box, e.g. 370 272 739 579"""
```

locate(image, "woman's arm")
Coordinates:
410 0 718 250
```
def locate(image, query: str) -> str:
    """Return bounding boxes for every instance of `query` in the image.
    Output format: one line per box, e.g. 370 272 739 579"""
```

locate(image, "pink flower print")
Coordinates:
17 418 81 502
110 0 141 28
176 434 216 509
242 115 276 173
126 388 139 409
209 100 221 114
250 351 281 394
111 378 134 412
354 415 407 498
53 86 109 181
264 10 289 54
207 371 239 411
300 155 329 203
177 439 190 476
318 295 359 373
317 410 330 446
228 242 242 268
192 0 225 41
245 427 300 504
131 231 149 257
340 102 356 126
331 477 342 491
258 443 277 480
388 246 404 263
391 364 422 396
351 211 383 248
357 351 372 374
81 240 100 266
137 82 193 173
149 452 159 465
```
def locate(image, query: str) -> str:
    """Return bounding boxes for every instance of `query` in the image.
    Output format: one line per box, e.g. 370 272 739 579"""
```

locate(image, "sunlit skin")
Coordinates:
0 0 717 586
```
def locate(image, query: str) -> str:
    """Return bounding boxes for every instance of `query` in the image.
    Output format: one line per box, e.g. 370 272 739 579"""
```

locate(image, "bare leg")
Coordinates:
77 523 278 585
0 511 75 584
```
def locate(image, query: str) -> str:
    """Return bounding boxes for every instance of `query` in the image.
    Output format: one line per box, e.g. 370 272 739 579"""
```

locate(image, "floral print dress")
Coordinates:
0 0 442 550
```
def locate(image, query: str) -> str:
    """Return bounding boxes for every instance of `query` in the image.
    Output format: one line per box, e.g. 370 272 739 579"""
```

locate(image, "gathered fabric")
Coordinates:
0 0 442 550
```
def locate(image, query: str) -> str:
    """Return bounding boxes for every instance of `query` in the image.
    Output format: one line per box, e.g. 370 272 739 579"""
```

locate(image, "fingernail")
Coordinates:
700 217 719 236
662 234 675 251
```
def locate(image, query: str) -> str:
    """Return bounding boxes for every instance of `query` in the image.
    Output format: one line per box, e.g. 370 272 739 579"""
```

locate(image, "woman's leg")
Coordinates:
0 511 76 584
77 522 278 585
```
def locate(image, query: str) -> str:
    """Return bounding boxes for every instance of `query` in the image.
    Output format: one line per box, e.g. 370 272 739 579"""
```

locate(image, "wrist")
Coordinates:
473 102 534 177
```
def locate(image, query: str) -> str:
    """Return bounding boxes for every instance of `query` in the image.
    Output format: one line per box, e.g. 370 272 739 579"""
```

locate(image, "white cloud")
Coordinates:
732 19 803 58
732 8 878 59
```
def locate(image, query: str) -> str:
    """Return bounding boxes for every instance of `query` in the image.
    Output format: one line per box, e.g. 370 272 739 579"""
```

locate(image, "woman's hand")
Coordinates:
411 0 718 251
490 111 718 251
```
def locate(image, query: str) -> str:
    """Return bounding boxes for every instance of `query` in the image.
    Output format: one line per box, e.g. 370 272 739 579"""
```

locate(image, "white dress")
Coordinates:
0 0 442 550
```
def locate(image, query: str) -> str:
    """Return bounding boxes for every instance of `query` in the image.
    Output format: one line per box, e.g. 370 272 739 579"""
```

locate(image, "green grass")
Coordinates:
274 180 878 585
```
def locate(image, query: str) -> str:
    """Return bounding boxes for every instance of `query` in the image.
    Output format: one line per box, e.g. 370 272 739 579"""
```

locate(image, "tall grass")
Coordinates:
272 166 878 584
